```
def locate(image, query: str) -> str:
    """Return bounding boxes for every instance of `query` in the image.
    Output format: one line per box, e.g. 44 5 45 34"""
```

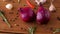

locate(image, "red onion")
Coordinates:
18 7 36 22
36 4 50 24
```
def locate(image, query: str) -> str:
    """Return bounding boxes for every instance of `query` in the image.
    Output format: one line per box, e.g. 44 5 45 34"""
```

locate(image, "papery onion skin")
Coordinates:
18 7 36 22
36 5 50 24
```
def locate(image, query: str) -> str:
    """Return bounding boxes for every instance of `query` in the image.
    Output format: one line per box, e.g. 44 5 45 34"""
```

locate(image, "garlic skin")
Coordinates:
6 4 13 10
49 3 56 12
35 0 46 5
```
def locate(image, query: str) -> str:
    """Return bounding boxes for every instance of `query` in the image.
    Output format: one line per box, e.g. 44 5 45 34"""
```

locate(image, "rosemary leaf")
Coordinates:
0 10 11 28
28 26 36 34
53 28 60 34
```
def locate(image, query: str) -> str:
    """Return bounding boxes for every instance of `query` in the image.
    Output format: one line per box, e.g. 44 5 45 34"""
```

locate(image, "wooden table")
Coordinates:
0 0 60 34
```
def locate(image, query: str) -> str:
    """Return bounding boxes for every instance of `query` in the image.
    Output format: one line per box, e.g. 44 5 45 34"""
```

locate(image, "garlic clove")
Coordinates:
35 0 46 5
6 4 13 10
35 0 40 5
49 3 56 12
40 0 46 4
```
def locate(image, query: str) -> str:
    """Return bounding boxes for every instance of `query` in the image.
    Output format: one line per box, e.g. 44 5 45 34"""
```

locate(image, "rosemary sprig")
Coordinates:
0 10 11 28
53 28 60 34
28 26 36 34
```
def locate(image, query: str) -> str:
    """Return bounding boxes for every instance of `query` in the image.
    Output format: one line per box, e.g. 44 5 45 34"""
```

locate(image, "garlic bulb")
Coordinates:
6 4 13 10
49 3 56 12
35 0 46 5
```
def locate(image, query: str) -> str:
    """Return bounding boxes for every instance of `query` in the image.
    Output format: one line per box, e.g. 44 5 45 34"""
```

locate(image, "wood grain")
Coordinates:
0 0 60 34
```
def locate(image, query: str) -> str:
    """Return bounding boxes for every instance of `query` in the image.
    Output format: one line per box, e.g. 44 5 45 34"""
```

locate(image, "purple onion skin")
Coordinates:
18 7 36 22
36 6 50 24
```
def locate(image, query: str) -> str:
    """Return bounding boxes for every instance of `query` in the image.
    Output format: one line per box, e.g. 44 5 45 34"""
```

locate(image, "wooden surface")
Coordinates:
0 0 60 34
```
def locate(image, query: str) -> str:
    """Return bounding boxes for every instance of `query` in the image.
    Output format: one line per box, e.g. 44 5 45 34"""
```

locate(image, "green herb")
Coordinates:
53 28 60 34
0 10 11 28
28 26 36 34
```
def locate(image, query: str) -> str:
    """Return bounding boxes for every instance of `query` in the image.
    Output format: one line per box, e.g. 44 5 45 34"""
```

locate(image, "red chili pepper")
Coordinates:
26 0 35 9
